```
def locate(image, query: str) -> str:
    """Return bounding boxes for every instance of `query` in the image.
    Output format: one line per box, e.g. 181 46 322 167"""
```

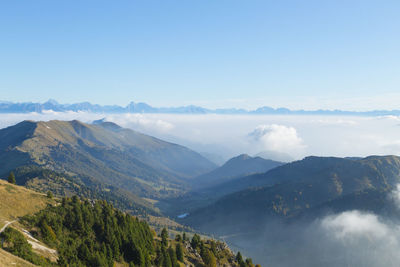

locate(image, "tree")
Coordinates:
175 234 182 242
246 258 255 267
168 246 179 267
176 243 183 262
161 228 168 247
47 191 54 199
8 172 16 184
236 252 244 265
201 247 216 267
191 234 201 250
182 232 187 241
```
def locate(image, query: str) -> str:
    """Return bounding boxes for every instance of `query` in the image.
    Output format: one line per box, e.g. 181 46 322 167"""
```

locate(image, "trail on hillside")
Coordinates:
0 220 16 233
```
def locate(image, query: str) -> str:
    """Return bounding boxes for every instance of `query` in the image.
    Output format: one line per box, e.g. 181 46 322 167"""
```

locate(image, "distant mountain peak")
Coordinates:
44 99 59 105
3 100 400 115
191 153 284 189
92 118 107 124
231 154 252 161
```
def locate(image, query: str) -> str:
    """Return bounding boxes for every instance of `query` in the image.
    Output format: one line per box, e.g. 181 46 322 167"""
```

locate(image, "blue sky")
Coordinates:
1 0 400 110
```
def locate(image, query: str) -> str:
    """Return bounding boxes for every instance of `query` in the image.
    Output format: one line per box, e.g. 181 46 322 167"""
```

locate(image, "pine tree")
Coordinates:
161 228 168 247
47 191 54 199
201 247 216 267
168 246 179 267
236 252 244 265
246 258 255 267
8 172 16 184
176 243 183 262
191 234 201 249
175 234 182 242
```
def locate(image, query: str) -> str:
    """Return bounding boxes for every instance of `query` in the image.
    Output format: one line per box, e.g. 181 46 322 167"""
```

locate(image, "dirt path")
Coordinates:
0 220 16 233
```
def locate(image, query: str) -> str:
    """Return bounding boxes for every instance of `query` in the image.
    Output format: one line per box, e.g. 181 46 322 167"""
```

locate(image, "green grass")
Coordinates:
0 179 54 222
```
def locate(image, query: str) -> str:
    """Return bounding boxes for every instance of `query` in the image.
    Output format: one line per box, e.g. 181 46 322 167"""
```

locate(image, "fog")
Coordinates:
223 185 400 267
1 112 400 163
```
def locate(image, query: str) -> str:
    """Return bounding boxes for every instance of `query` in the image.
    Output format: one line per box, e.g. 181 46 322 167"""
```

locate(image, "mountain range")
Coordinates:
2 118 400 266
0 119 216 213
2 99 400 115
183 155 400 234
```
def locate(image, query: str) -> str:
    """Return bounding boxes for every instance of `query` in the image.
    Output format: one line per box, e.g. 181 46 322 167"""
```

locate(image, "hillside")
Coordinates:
0 180 56 266
191 154 283 189
0 181 258 267
0 179 54 228
0 249 36 267
0 120 216 211
183 155 400 234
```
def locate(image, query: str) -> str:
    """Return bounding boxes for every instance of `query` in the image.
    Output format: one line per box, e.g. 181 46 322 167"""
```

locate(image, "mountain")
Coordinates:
0 120 216 212
183 155 400 234
255 150 294 162
191 154 284 189
0 180 258 267
3 99 400 115
0 179 56 266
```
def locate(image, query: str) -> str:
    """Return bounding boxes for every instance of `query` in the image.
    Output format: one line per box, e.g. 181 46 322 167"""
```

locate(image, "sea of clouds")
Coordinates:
1 112 400 163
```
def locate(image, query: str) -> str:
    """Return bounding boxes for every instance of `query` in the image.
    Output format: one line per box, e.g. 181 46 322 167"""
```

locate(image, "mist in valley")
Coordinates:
222 185 400 267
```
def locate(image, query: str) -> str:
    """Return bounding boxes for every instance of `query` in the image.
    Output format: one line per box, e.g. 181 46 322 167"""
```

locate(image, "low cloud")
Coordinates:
321 210 390 240
230 185 400 267
248 124 305 156
389 184 400 209
1 113 400 161
105 114 174 133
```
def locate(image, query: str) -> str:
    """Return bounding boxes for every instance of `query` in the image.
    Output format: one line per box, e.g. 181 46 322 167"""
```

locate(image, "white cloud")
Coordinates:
1 113 400 161
105 114 174 133
248 124 305 156
251 186 400 266
321 210 389 240
389 184 400 209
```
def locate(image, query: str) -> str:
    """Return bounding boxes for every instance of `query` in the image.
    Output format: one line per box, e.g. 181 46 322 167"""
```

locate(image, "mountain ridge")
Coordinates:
182 155 400 234
0 119 216 214
191 154 284 189
2 99 400 115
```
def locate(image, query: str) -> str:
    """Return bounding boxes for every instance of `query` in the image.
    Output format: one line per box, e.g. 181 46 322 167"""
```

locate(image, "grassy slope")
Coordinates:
0 179 56 266
0 179 53 224
0 248 36 267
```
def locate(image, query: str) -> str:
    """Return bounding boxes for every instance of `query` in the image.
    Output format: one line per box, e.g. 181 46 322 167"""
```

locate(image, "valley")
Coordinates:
2 119 400 266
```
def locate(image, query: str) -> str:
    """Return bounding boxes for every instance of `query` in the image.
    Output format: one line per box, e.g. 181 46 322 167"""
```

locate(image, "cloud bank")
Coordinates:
248 124 305 157
1 113 400 162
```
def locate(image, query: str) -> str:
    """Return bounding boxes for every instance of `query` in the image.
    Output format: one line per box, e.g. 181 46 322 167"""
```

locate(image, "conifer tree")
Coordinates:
161 228 168 247
236 252 244 265
191 234 201 249
8 171 16 184
47 191 53 199
176 243 184 262
168 246 179 267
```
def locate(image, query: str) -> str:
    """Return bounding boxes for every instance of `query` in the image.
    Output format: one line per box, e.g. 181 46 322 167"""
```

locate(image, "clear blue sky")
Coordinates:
1 0 400 110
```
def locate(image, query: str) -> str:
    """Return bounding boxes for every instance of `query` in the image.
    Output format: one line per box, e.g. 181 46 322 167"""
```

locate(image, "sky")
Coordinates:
1 0 400 110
